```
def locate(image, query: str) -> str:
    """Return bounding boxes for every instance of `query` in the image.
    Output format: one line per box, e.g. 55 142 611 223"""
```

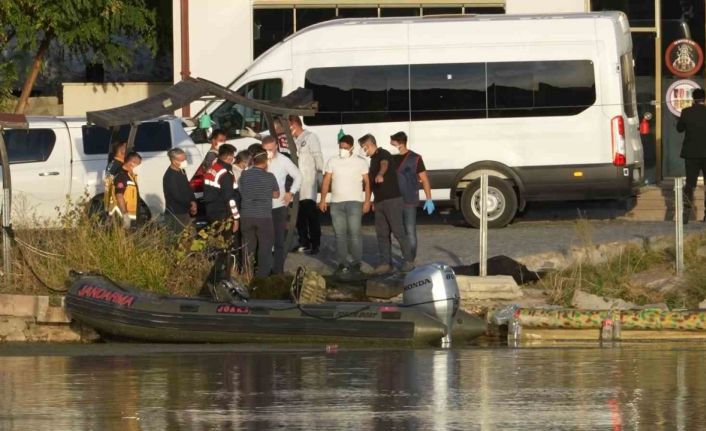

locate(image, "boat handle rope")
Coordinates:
291 266 371 321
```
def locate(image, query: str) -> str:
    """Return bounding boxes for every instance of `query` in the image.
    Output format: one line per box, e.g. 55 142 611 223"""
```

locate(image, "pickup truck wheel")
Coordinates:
460 176 518 228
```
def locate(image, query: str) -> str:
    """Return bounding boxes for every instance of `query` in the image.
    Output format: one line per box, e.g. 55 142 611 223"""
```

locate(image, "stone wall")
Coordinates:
0 294 98 343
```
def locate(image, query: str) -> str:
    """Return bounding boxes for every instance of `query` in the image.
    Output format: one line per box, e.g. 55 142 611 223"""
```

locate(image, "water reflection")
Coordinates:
1 344 706 430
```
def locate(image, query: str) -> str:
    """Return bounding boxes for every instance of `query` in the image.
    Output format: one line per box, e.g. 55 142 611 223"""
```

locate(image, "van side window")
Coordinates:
411 63 486 121
0 129 56 164
82 123 172 154
487 60 596 118
305 60 596 125
199 78 283 142
304 65 409 125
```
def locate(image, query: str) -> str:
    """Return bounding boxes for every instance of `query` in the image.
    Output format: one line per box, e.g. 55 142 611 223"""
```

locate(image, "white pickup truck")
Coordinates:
1 116 206 222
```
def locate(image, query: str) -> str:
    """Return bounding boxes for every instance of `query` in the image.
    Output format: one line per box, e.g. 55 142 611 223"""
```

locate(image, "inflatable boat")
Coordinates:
65 264 486 346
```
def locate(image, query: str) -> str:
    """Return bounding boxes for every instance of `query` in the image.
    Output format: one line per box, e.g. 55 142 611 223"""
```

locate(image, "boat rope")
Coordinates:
4 226 68 294
290 266 371 321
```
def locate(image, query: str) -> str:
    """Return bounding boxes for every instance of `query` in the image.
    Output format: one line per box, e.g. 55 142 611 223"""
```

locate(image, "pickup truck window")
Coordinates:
82 122 172 155
0 129 56 164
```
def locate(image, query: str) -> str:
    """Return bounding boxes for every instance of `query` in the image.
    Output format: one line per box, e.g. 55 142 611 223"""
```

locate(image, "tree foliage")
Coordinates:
0 0 157 112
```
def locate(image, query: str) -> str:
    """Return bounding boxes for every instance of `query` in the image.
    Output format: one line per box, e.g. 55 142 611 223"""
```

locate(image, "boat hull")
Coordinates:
65 276 486 345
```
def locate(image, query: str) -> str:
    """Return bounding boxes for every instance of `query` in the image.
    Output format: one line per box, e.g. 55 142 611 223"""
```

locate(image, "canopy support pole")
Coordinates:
0 127 12 284
126 122 138 154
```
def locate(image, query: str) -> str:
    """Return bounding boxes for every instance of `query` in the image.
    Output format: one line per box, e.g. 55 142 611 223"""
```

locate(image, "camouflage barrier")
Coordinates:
517 309 706 331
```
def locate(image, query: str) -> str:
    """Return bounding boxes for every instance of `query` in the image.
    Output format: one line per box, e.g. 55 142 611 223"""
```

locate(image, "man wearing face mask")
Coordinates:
162 148 197 234
262 136 302 274
203 144 241 233
289 115 324 255
319 135 371 277
201 129 227 170
113 151 143 229
390 131 434 261
359 134 414 274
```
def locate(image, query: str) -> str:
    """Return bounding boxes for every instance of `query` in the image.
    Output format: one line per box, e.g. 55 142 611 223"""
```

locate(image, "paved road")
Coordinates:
284 211 700 274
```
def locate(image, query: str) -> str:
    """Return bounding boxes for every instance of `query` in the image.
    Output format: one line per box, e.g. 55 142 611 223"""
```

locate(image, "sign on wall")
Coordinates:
666 79 702 117
665 39 704 78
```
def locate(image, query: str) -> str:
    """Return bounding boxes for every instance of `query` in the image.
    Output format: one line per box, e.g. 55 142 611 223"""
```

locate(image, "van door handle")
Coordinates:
38 171 60 177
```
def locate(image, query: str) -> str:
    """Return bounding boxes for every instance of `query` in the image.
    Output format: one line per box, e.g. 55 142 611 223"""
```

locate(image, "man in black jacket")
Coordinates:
162 148 196 233
677 88 706 223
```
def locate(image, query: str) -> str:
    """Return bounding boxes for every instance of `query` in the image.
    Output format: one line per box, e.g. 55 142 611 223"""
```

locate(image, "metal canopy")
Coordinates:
86 77 318 128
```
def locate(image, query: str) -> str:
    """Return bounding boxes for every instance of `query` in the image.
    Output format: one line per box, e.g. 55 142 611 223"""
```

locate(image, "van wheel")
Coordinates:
460 177 518 228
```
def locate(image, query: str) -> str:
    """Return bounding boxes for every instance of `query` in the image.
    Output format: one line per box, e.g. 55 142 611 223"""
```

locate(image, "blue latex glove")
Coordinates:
423 199 435 215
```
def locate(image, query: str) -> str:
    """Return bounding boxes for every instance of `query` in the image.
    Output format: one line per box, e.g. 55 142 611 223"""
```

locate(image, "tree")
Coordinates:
1 0 156 113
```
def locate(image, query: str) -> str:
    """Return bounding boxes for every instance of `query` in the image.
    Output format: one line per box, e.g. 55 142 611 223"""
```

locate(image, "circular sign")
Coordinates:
666 79 702 117
665 39 704 78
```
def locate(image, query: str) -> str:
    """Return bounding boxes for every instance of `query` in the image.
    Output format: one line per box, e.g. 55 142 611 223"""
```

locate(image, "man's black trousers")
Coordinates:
684 158 706 211
296 199 321 249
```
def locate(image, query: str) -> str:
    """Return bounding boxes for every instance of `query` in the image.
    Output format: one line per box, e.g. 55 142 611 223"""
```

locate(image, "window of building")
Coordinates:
422 7 462 16
296 8 336 31
1 129 56 164
254 8 294 59
304 65 409 125
591 0 655 27
195 79 283 142
465 7 505 15
410 63 486 121
487 60 596 118
337 8 377 18
380 7 420 17
82 122 172 155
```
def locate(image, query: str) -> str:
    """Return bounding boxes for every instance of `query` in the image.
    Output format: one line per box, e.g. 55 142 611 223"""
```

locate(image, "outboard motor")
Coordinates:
403 263 460 347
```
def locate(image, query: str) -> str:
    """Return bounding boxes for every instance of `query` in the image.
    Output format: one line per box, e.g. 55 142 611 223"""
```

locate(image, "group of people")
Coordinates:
103 116 435 278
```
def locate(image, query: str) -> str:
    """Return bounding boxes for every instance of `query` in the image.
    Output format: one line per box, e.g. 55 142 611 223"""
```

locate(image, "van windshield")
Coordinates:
620 52 637 118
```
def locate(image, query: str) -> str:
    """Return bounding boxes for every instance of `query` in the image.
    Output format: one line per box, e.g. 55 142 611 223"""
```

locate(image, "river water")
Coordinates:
1 342 704 430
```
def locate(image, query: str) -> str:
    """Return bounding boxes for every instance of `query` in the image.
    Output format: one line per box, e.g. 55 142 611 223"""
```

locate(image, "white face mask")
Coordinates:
266 150 275 160
339 149 352 159
390 146 400 155
132 165 141 175
179 160 188 170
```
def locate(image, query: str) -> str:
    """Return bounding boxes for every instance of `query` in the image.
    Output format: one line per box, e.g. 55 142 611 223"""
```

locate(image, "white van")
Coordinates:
194 12 643 227
1 116 202 222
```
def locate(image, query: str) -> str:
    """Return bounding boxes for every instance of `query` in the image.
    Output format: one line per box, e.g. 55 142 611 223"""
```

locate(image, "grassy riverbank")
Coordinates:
537 220 706 309
0 198 214 296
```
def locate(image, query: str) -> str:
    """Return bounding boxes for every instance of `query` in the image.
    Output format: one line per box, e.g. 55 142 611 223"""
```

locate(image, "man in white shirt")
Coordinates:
319 135 371 277
289 115 324 254
262 136 302 274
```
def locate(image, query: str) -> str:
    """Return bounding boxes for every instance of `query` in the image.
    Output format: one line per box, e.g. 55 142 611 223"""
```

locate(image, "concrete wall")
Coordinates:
61 82 172 116
13 97 63 116
173 0 254 116
506 0 587 14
